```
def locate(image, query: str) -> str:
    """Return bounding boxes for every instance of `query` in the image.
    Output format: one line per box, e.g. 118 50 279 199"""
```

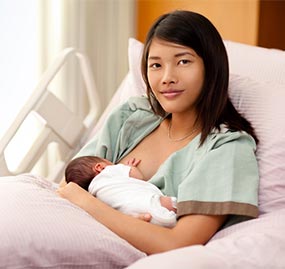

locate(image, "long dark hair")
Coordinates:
141 10 258 145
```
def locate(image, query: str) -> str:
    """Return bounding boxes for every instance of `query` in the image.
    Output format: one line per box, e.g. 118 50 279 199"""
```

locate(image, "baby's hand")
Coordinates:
127 158 144 180
127 158 141 167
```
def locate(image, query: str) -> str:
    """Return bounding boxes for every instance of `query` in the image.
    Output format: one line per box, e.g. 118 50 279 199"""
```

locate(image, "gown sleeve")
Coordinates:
176 131 259 219
149 129 259 225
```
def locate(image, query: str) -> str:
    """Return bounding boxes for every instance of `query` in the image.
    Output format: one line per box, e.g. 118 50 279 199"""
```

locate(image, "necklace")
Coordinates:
167 120 197 142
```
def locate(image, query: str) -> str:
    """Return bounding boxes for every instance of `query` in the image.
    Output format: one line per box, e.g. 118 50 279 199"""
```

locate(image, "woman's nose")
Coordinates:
162 67 178 85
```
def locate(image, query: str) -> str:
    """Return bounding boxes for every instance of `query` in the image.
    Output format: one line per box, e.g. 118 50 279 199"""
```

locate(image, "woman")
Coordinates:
57 10 259 255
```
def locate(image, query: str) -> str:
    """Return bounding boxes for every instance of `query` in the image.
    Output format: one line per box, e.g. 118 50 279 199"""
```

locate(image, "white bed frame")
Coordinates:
0 48 101 182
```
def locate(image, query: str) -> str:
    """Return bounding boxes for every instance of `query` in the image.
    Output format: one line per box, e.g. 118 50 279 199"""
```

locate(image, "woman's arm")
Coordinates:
57 182 226 255
59 178 67 187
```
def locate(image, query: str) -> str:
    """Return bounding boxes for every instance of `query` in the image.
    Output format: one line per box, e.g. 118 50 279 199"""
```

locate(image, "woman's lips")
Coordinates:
160 90 184 98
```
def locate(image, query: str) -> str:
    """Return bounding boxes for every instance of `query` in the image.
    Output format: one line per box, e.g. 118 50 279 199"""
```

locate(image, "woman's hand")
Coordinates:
56 182 93 208
57 183 226 254
137 213 152 222
58 182 152 222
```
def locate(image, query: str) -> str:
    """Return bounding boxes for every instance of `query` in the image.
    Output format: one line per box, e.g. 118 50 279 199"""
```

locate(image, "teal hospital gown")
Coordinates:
76 96 259 226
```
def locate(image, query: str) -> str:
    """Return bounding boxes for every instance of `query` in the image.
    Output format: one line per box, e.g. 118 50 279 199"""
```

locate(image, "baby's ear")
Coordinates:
93 162 106 173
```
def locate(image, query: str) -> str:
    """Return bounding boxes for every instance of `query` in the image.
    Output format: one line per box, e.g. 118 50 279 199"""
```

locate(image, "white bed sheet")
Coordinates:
127 208 285 269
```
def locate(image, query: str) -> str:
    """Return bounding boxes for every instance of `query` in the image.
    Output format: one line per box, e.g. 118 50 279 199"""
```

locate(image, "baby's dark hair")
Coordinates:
65 156 105 191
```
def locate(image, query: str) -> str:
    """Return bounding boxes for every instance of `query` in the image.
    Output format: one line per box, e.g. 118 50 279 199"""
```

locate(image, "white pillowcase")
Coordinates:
224 40 285 85
121 37 285 215
229 75 285 214
117 38 145 104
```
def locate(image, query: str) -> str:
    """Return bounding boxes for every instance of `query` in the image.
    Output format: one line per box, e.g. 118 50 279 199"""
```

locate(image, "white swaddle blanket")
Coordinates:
88 164 177 227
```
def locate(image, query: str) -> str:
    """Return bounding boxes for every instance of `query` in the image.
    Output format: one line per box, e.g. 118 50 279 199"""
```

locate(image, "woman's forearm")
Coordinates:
83 194 226 254
57 182 226 255
76 190 175 254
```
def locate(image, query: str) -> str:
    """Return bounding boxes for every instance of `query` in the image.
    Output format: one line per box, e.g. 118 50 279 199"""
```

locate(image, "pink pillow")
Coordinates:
229 75 285 214
224 40 285 85
0 174 145 267
123 38 285 215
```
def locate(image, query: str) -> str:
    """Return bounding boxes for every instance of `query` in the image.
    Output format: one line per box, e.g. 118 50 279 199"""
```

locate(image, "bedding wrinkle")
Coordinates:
0 174 145 268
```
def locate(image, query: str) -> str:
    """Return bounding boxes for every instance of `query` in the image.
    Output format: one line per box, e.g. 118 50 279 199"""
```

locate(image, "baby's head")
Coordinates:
65 156 112 190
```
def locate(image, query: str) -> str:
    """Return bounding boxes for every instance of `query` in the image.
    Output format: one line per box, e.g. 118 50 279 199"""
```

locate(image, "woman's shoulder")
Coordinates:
118 95 152 113
117 95 151 111
207 124 256 151
105 95 158 124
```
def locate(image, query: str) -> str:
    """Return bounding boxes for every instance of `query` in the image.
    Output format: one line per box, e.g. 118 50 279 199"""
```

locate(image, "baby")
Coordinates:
65 156 177 227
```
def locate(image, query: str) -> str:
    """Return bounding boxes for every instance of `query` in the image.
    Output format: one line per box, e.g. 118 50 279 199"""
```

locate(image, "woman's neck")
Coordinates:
168 112 200 140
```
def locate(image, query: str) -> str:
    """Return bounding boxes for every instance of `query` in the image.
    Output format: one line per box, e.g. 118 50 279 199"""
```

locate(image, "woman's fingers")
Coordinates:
56 182 90 206
137 213 152 222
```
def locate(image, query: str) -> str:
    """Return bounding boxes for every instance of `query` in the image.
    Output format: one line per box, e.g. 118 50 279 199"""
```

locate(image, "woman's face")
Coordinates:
147 38 205 116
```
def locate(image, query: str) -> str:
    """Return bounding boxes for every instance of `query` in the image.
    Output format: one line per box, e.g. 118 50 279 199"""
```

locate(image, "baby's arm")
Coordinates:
126 158 144 180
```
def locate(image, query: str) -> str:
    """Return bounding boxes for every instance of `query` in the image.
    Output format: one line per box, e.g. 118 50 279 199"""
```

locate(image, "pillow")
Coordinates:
87 38 145 139
229 75 285 214
0 174 145 268
224 40 285 85
122 38 285 215
126 208 285 269
117 38 145 104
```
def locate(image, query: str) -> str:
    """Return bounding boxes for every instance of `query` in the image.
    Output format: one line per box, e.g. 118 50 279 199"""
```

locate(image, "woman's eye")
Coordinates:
149 63 161 69
178 59 190 65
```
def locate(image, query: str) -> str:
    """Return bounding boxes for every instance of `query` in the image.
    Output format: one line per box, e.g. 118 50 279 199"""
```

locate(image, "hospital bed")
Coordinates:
0 48 101 182
0 38 284 268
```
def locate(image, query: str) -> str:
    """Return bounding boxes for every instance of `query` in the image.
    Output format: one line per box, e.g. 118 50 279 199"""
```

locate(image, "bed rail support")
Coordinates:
0 48 101 182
